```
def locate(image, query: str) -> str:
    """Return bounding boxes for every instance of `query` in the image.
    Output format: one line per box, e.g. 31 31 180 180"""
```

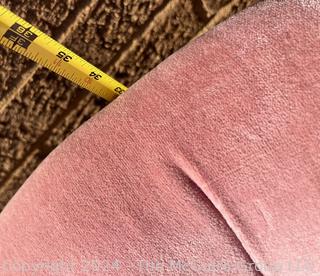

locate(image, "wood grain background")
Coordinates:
0 0 259 211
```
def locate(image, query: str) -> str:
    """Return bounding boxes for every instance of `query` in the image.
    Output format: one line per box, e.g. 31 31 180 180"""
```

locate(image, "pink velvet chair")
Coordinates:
0 0 319 275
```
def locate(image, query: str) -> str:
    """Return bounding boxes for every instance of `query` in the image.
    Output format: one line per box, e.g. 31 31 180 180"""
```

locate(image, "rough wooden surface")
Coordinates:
0 0 259 210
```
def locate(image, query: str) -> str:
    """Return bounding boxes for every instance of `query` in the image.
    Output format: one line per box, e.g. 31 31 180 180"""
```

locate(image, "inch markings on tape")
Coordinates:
0 5 127 101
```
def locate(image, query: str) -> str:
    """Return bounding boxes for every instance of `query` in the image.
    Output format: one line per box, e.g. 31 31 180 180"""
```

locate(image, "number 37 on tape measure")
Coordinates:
0 5 128 101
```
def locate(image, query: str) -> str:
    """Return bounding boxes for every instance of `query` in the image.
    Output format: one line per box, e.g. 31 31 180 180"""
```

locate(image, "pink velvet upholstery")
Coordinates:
0 0 319 275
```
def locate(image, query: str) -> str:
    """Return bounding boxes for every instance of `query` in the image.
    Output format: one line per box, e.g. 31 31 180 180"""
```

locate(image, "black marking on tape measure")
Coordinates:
3 23 37 49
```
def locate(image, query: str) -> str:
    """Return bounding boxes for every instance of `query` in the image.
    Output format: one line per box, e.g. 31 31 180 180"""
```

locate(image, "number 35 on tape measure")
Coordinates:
0 5 127 101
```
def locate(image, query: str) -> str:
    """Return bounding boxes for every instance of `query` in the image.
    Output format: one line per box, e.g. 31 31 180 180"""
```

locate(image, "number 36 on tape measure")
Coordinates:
0 5 128 101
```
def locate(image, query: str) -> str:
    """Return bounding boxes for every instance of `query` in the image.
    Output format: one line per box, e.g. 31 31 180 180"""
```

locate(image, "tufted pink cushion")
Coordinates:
0 0 319 275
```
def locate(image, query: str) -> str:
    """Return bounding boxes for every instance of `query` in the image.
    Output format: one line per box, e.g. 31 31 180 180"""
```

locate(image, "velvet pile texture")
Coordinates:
0 0 319 275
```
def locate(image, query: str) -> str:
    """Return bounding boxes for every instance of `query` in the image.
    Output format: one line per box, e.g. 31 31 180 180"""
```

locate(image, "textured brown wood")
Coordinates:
0 0 259 211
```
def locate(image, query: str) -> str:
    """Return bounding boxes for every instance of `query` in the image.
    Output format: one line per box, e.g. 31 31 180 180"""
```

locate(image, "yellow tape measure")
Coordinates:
0 5 127 101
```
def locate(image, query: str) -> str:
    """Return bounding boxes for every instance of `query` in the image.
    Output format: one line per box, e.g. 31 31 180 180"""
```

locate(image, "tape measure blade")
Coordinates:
0 5 127 100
